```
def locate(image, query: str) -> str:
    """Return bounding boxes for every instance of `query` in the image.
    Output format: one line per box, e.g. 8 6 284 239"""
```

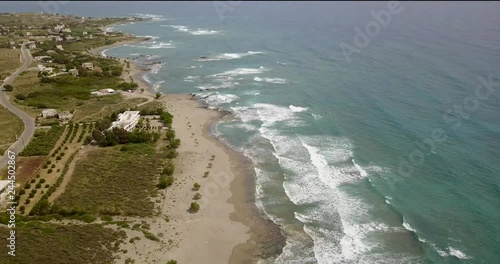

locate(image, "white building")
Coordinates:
42 109 57 118
81 62 94 70
110 111 140 132
56 45 64 50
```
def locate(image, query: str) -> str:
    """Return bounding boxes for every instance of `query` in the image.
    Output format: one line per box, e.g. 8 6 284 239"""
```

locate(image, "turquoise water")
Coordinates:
86 3 500 263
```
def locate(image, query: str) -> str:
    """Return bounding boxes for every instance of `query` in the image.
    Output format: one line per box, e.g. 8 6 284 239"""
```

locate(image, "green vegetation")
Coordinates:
193 193 202 200
52 143 162 216
189 202 200 213
0 106 23 154
20 125 65 156
193 183 201 191
3 84 13 91
0 221 126 264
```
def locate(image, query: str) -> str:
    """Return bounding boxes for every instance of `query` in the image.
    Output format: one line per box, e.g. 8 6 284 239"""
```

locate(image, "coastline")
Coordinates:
92 30 285 263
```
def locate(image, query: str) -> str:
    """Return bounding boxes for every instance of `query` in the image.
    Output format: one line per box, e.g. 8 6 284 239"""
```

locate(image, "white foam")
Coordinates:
184 75 201 82
312 113 323 120
196 81 239 90
196 51 263 61
212 67 266 77
169 25 220 35
402 218 416 233
448 247 471 259
289 105 308 113
253 77 287 84
352 159 368 177
152 81 164 92
202 93 239 105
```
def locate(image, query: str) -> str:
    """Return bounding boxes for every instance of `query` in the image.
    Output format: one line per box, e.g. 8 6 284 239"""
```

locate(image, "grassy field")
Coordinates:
0 221 126 264
73 96 147 122
0 48 21 83
53 143 163 216
0 105 23 154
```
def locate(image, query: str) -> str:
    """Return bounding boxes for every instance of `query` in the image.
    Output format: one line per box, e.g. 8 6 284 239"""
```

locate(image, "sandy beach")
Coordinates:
88 37 285 263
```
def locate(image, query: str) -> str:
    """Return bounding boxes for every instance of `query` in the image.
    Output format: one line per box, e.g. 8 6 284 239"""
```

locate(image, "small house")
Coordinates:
81 62 94 70
42 109 57 118
69 69 79 76
58 111 72 122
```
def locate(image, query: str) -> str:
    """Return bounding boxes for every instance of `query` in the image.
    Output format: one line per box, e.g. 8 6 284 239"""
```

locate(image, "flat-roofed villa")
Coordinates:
109 111 140 132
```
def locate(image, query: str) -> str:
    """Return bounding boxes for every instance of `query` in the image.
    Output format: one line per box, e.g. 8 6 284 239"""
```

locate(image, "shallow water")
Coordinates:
96 3 500 263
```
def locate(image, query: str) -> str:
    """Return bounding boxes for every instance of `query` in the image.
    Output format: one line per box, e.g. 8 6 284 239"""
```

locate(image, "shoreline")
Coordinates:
89 27 285 263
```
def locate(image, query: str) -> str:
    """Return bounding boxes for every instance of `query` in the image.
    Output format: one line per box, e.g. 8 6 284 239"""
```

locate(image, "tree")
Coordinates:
91 129 105 144
3 84 13 91
155 92 161 99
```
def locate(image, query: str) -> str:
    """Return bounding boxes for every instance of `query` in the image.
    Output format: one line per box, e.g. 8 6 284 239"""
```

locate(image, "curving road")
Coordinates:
0 44 36 170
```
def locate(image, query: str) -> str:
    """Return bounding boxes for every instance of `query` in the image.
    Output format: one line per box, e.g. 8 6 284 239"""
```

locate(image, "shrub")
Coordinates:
28 193 35 198
48 169 53 173
158 175 174 189
203 171 209 178
3 84 13 91
30 179 36 183
193 183 200 191
25 199 30 204
101 215 113 221
24 183 31 189
189 202 200 213
193 193 201 200
35 183 42 189
170 138 181 149
167 261 177 264
51 164 56 168
18 189 25 195
162 161 174 176
39 179 46 184
45 184 50 188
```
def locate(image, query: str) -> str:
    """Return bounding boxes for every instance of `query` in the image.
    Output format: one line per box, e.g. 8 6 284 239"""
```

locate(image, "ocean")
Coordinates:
24 2 500 263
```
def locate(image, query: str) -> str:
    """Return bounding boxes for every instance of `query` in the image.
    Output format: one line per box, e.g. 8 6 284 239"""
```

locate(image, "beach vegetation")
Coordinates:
189 202 200 213
193 183 200 191
193 193 202 200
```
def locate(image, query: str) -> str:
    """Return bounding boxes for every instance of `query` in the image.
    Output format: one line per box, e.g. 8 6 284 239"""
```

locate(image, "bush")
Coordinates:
3 84 13 91
24 183 31 189
25 199 31 204
158 175 174 189
15 94 26 100
167 261 177 264
189 202 200 213
193 193 201 200
40 179 46 183
48 169 53 173
170 138 181 149
28 193 35 198
30 179 36 183
35 183 42 189
19 189 25 195
203 171 209 178
193 183 200 191
162 161 174 176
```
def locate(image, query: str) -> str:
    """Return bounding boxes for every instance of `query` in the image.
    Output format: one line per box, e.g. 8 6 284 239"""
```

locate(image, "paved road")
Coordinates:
0 45 35 170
